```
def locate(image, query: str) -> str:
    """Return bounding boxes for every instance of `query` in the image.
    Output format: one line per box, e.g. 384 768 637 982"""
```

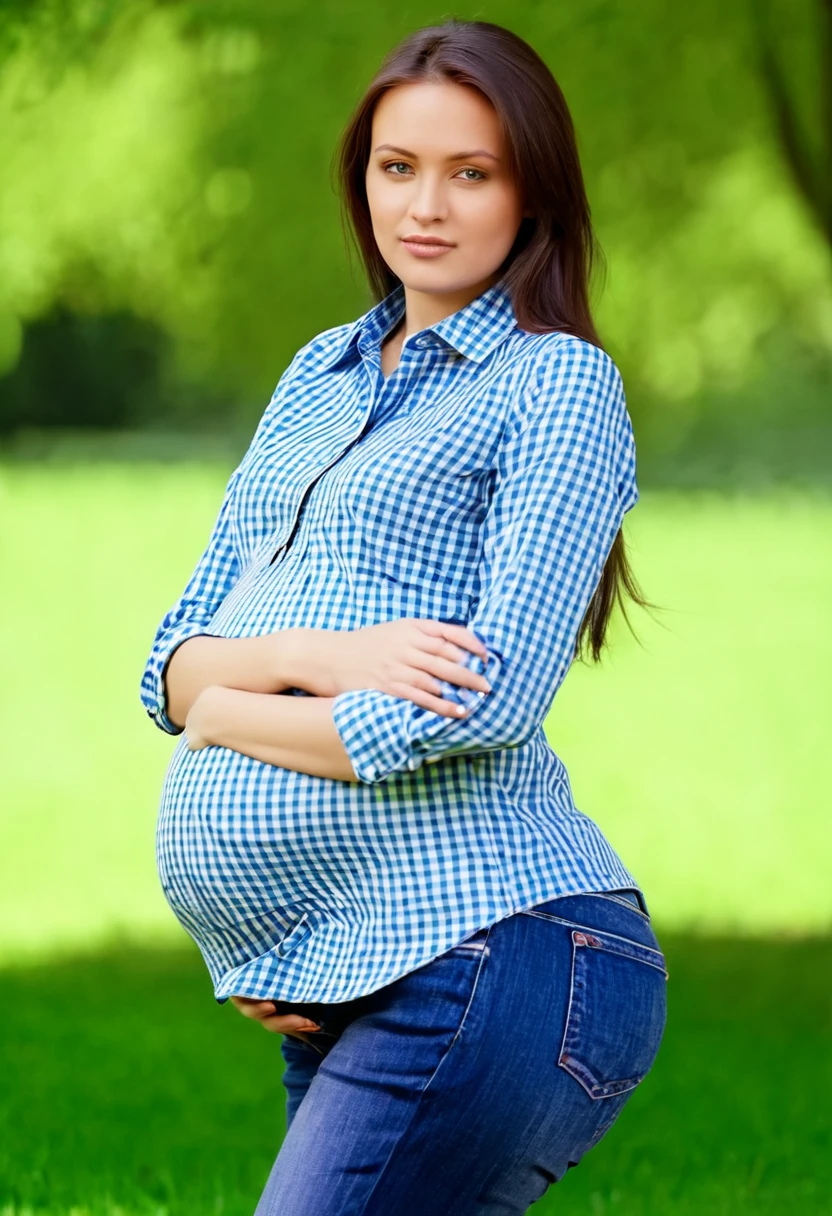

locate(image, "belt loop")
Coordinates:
612 887 650 916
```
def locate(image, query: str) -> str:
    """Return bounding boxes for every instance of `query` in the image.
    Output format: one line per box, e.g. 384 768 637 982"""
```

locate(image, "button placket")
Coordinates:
266 408 374 566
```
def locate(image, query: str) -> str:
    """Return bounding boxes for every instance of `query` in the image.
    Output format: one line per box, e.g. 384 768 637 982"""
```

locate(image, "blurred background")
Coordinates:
1 2 829 1214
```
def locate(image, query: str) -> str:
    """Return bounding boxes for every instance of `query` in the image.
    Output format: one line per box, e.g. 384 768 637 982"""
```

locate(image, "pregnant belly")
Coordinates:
156 738 353 934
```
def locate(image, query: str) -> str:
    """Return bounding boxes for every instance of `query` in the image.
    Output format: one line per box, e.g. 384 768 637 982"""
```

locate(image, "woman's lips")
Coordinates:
400 239 454 258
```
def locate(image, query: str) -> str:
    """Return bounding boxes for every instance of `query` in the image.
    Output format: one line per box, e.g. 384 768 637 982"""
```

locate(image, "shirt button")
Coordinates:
414 335 435 348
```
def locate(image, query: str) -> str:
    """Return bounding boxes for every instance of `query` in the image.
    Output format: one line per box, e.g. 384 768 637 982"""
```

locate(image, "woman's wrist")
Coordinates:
185 683 229 748
184 684 356 780
268 627 310 691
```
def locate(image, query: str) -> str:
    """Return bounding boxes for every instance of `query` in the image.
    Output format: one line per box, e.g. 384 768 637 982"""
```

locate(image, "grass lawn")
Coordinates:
0 461 830 1212
1 935 828 1215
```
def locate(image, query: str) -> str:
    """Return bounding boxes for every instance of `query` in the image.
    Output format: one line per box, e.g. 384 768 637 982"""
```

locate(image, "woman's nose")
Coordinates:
408 176 448 223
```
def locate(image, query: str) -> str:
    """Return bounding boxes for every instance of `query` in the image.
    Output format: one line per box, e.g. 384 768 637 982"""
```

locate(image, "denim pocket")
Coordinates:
557 926 668 1099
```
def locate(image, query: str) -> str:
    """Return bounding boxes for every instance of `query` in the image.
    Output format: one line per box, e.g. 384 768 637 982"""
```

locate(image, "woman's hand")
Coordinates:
292 619 492 717
230 995 321 1041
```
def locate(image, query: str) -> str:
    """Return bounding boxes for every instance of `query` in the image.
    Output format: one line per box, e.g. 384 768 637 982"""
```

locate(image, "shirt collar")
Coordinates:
321 277 518 371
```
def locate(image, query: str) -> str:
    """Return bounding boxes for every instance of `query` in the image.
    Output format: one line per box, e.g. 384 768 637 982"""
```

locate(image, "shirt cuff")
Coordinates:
331 642 504 783
141 625 215 735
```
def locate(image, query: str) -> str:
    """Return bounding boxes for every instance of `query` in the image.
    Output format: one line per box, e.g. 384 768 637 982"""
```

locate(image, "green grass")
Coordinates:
1 934 828 1215
0 461 830 1212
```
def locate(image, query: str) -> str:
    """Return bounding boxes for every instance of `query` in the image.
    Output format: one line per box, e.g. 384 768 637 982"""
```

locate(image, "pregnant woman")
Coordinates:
140 18 667 1215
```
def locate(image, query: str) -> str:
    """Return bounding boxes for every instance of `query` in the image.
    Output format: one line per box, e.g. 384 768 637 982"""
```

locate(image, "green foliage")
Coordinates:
0 308 174 430
0 1 830 470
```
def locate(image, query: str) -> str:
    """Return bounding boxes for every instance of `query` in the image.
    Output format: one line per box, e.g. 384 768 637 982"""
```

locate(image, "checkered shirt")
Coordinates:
140 277 643 1004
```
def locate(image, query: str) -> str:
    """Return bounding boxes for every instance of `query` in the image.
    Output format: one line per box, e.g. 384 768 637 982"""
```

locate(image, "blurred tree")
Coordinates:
0 0 829 483
0 305 169 432
754 0 831 247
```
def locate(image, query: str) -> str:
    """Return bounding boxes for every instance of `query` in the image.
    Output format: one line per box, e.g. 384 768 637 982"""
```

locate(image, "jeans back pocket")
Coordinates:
558 926 668 1099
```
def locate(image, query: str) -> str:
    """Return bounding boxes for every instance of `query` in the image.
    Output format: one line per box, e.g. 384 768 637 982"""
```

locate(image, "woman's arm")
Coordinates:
184 685 363 783
141 345 311 735
328 336 639 783
163 630 307 732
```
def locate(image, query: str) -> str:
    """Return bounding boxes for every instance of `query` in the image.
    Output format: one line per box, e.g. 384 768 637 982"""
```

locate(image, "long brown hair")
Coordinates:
333 18 659 663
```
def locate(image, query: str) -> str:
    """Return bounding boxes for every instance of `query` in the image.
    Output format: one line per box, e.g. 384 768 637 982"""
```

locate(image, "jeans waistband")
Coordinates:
528 886 650 920
610 888 643 912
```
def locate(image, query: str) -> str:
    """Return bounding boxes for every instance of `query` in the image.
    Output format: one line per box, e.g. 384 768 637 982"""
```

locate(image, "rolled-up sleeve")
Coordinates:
331 336 639 783
139 338 325 734
139 460 247 734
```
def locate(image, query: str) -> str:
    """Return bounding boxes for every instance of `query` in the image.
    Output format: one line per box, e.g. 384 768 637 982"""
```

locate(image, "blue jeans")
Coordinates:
255 890 668 1215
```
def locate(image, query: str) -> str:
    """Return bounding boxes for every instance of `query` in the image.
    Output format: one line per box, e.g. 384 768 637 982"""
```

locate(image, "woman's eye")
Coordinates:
382 163 486 181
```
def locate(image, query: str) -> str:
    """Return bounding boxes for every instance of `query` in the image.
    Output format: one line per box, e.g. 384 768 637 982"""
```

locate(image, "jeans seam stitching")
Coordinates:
520 910 665 959
359 928 492 1211
435 927 492 1063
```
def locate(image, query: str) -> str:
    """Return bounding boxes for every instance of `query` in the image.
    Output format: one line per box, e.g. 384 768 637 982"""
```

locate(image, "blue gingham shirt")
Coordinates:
140 277 643 1005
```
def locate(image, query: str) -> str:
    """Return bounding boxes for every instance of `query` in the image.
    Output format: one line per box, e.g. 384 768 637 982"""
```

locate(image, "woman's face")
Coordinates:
365 80 528 300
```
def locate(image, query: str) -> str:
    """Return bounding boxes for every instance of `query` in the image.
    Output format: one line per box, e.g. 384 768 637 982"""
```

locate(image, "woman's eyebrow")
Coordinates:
373 143 501 162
